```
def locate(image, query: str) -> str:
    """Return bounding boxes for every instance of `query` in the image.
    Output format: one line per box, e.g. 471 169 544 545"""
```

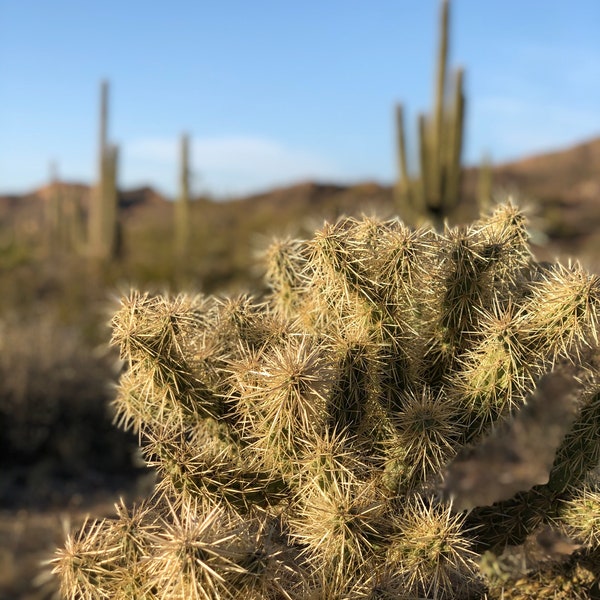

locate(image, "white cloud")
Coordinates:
125 135 347 197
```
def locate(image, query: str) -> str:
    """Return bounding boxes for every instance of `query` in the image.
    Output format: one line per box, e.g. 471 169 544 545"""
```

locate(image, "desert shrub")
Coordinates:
54 203 600 599
0 312 141 506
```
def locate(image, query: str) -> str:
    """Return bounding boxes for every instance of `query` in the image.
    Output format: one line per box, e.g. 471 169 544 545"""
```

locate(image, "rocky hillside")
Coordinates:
466 136 600 253
1 136 599 264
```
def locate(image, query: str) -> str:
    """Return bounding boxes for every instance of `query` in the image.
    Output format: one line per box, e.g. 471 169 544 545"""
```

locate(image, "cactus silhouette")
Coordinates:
174 132 192 270
394 0 466 228
88 79 120 262
54 202 600 599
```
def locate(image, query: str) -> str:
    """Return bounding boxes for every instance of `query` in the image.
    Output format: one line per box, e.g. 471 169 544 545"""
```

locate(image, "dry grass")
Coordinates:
0 312 154 599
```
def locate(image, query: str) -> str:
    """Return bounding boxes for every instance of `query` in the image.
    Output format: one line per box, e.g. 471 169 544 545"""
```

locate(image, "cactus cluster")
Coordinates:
395 0 466 227
54 202 600 599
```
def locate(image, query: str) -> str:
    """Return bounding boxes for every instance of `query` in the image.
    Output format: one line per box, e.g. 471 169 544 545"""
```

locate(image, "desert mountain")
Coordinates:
1 136 599 262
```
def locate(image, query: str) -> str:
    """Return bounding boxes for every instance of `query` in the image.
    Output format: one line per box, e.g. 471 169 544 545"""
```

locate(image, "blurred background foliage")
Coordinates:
1 0 599 596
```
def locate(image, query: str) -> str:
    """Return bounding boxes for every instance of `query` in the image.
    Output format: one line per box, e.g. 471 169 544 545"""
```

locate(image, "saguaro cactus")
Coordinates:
43 163 86 257
174 132 192 267
88 79 120 262
55 202 600 599
395 0 466 228
43 161 62 255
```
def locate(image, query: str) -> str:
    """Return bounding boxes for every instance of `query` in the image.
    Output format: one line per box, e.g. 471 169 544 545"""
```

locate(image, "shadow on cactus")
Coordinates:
53 202 600 599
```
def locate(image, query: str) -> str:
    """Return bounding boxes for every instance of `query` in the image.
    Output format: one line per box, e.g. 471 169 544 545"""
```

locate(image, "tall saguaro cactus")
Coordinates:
88 79 120 262
395 0 466 229
103 143 120 257
44 161 62 255
174 132 191 267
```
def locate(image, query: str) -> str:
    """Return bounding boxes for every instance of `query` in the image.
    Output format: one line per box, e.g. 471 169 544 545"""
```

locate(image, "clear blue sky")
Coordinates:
1 1 599 198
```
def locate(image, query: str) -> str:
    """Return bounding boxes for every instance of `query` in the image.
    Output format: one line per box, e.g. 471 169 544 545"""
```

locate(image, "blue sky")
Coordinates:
1 1 599 198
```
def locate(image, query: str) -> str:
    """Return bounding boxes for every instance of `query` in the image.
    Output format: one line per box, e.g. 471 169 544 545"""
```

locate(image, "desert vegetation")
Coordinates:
1 1 599 598
2 134 600 600
2 143 597 598
52 203 600 598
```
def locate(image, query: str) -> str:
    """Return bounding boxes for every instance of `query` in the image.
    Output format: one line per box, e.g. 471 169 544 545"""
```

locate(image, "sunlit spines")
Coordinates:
52 519 109 600
326 327 385 444
51 505 156 600
292 218 402 341
438 225 497 335
223 509 305 600
231 333 333 477
386 384 466 491
301 217 405 334
317 216 432 333
288 470 386 593
372 219 437 310
213 294 289 355
144 416 287 512
370 220 438 391
417 225 497 385
111 291 223 423
263 236 307 319
300 218 369 334
145 499 240 600
454 298 533 436
93 500 160 599
292 426 367 492
111 291 209 365
472 201 531 289
342 216 395 305
306 218 359 297
385 496 480 599
111 366 159 434
520 262 600 367
559 479 600 550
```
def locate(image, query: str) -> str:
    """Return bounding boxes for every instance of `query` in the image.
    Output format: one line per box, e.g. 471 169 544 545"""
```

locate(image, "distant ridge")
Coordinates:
2 136 598 206
488 136 600 204
1 136 598 257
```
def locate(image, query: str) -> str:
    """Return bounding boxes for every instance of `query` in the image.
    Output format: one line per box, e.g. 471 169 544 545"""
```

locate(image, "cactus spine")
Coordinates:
88 79 120 262
54 202 600 599
394 0 466 228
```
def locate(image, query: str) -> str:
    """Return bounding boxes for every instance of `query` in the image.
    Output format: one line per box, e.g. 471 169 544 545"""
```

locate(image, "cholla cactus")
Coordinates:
54 202 600 599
